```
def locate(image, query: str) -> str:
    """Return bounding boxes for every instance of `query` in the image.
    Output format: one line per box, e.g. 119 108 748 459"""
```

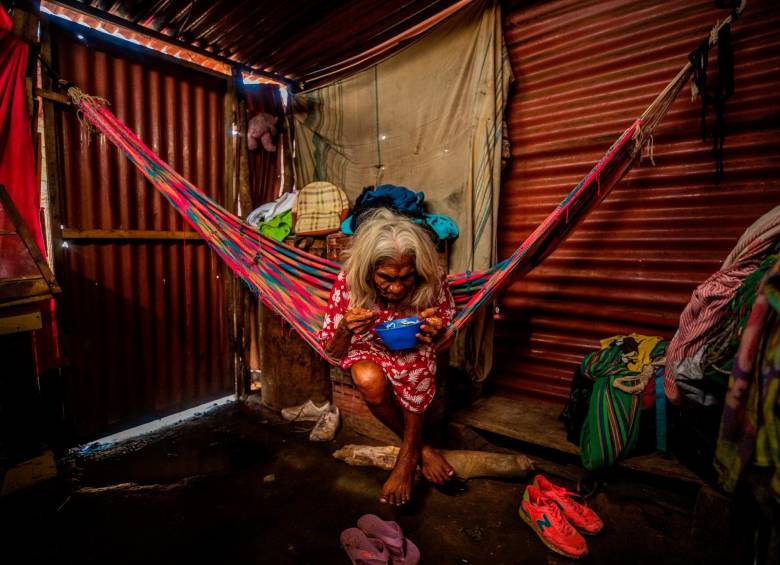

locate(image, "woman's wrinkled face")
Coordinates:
372 255 417 304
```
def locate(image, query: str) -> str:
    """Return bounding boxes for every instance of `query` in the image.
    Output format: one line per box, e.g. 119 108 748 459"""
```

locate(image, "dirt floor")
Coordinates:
0 401 740 564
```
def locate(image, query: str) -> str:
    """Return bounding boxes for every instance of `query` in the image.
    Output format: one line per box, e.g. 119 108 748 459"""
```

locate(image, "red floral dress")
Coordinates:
319 271 456 413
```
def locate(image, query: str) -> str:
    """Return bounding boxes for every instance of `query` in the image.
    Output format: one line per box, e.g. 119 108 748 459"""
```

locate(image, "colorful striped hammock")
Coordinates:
63 37 699 366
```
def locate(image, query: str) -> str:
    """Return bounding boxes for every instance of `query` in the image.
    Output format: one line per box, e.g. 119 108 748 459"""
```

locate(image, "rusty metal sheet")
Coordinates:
52 21 231 439
495 0 780 402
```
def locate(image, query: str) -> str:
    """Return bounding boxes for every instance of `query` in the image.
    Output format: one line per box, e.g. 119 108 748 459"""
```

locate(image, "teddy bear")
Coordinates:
247 112 278 152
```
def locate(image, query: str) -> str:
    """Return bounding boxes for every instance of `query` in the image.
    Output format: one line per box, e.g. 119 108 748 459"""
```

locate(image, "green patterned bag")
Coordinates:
579 338 667 470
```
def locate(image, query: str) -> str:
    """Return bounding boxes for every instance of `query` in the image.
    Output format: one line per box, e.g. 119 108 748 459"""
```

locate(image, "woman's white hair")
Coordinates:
342 208 441 310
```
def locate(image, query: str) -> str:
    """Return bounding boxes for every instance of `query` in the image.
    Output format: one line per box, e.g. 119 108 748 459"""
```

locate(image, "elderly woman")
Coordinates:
320 209 457 506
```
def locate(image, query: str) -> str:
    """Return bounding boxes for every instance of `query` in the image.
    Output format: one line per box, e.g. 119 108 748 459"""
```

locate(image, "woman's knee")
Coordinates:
351 361 389 404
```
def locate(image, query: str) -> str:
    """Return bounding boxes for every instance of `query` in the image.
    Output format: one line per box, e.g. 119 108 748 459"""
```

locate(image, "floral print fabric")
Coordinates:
319 271 456 413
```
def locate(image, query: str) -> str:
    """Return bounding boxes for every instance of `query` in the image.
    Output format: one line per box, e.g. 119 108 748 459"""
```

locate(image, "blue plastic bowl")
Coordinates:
374 316 422 351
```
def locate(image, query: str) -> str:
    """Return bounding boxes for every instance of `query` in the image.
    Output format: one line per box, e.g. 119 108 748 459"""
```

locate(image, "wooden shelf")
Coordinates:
454 394 702 483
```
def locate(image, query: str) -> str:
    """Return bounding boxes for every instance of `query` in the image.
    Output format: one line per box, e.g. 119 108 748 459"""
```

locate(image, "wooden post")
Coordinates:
234 68 254 397
259 307 331 411
223 67 239 399
40 22 66 298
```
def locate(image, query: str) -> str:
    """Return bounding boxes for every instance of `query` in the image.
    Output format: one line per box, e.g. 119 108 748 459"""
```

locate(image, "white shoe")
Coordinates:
281 400 331 422
309 406 341 442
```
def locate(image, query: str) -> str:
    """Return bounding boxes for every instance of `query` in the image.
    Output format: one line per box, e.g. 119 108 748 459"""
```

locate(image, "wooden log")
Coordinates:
332 444 534 480
259 306 330 410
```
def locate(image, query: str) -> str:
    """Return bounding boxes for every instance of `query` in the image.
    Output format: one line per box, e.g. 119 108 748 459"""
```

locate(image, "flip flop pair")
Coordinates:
340 514 420 565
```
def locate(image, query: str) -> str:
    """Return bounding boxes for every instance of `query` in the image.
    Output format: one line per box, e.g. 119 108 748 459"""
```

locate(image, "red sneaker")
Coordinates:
533 474 604 535
519 485 588 559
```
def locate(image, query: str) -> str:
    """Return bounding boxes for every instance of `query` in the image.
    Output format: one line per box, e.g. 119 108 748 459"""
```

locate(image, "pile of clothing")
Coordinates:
246 190 297 241
665 205 780 407
245 181 350 242
662 205 780 494
715 253 780 499
340 184 459 244
561 207 780 492
245 182 459 245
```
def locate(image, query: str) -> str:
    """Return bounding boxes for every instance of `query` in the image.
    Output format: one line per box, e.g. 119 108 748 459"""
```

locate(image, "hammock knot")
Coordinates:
631 123 648 161
64 86 111 142
64 85 109 109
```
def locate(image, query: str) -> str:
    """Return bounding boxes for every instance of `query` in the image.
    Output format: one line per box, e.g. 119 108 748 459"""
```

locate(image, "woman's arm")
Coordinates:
324 324 352 359
416 275 456 344
324 308 378 358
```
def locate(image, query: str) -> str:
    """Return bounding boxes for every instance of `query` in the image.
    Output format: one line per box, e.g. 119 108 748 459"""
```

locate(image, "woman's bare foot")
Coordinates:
380 452 418 506
421 445 455 484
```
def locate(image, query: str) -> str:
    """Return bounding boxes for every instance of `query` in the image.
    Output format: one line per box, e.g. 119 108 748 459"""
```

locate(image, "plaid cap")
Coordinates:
293 181 349 234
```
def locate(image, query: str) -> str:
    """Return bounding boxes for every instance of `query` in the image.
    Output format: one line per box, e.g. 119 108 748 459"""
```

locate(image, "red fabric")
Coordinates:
1 9 61 372
0 11 44 254
0 7 10 31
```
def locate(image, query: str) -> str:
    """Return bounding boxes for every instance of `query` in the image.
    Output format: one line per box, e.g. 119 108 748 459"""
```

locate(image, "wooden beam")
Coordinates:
35 88 71 105
61 228 203 241
235 67 253 397
0 277 51 299
0 294 54 309
40 21 67 292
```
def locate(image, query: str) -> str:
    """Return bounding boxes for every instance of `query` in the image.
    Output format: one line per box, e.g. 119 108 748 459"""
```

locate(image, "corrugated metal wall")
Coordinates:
51 22 232 439
244 84 285 207
495 0 780 402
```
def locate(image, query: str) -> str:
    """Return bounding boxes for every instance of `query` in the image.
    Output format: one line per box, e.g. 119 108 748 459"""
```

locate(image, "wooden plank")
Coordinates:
619 453 702 482
0 278 51 302
455 394 702 483
0 294 54 309
0 450 57 496
455 395 579 455
0 310 43 335
0 275 42 283
62 228 203 241
34 88 71 105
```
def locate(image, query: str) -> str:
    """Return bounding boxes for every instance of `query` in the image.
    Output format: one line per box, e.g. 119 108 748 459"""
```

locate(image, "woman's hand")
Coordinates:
417 307 444 344
340 307 377 335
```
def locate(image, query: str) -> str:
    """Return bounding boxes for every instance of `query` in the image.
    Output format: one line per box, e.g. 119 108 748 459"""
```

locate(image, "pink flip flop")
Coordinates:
340 527 390 565
357 514 420 565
